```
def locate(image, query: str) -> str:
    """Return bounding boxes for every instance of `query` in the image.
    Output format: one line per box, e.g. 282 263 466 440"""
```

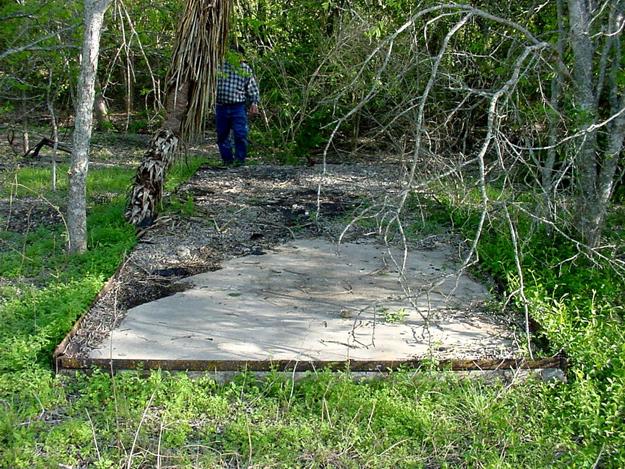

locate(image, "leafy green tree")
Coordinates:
0 1 81 150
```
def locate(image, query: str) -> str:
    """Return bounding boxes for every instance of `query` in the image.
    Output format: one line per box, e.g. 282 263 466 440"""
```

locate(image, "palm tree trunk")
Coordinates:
125 0 231 227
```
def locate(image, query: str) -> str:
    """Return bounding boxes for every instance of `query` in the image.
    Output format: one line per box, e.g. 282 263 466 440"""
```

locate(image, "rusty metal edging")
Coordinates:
52 232 149 373
54 355 566 374
52 271 121 373
52 222 569 376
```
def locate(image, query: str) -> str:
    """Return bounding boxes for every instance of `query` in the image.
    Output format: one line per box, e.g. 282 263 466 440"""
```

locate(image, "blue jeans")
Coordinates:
216 103 248 164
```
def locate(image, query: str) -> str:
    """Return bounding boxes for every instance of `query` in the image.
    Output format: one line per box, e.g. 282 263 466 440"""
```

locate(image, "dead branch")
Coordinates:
23 137 72 158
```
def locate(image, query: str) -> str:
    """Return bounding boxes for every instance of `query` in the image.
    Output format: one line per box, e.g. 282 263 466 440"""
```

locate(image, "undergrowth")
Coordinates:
1 162 624 467
435 190 625 466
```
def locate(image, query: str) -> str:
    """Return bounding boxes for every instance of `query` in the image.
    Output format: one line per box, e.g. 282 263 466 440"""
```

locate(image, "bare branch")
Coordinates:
0 13 34 21
0 23 80 60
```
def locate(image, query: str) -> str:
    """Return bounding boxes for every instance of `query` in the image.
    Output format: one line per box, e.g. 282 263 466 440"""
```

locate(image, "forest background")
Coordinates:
1 0 624 466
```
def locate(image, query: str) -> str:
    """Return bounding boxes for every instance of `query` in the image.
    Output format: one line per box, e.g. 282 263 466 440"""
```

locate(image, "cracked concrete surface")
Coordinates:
89 239 519 363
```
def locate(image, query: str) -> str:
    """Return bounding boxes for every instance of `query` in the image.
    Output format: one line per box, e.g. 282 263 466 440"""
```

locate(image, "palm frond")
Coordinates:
166 0 232 141
125 128 178 226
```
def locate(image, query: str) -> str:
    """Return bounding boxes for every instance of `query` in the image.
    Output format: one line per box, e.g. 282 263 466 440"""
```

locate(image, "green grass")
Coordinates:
0 164 133 199
0 157 205 374
0 155 202 200
1 160 624 467
165 156 205 190
434 191 625 466
0 164 137 376
0 369 588 468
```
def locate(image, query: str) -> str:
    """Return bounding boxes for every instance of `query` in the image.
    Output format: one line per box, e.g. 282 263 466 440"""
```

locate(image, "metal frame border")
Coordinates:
54 353 566 374
52 240 567 375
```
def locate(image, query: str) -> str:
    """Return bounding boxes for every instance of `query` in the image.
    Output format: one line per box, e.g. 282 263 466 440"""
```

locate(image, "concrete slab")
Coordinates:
88 239 519 364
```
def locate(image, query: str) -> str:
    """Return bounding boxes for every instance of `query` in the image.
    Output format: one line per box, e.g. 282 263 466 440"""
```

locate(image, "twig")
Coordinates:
126 391 156 469
86 409 102 462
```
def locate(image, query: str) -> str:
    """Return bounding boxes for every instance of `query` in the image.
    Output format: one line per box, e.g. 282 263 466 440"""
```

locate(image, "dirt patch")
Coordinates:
0 197 65 233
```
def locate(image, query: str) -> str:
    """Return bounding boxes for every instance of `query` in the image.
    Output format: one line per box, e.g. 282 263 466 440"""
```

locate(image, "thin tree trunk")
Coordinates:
68 0 111 253
124 52 134 132
567 0 625 247
21 90 30 155
21 128 29 155
94 90 111 130
542 0 564 225
567 0 601 246
594 6 625 240
47 67 59 191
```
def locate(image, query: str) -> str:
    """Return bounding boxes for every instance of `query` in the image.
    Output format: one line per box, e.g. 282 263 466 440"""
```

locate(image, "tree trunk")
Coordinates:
125 0 231 227
567 0 600 246
94 92 111 130
68 0 112 253
567 0 625 247
542 0 564 226
123 52 134 132
124 76 190 227
595 5 625 240
21 90 30 155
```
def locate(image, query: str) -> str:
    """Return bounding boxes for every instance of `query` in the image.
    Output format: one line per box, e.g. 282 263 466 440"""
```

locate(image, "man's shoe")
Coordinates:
213 161 232 170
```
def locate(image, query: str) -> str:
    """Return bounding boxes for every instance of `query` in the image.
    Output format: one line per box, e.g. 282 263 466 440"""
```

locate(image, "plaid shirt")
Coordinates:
216 61 260 105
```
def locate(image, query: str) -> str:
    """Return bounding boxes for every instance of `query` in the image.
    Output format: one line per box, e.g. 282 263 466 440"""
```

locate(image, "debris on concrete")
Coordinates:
88 239 516 363
58 163 525 369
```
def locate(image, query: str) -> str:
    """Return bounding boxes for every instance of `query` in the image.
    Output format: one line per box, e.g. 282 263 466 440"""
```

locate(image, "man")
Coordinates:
215 48 260 166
